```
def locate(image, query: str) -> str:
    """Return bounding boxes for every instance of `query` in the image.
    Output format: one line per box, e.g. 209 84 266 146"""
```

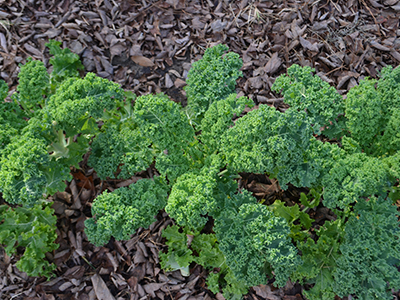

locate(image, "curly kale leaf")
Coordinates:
383 150 400 180
200 93 253 155
215 202 300 288
159 225 248 298
0 134 49 206
340 136 362 154
322 153 394 209
133 93 199 182
293 219 345 300
375 107 400 156
221 104 325 189
0 99 27 129
165 167 247 231
88 125 153 180
0 124 18 152
333 197 400 299
0 79 8 100
85 177 169 246
206 266 248 300
345 66 400 156
272 64 345 138
0 102 28 151
184 44 243 126
0 201 59 278
46 39 84 88
344 78 383 154
0 127 72 207
16 58 50 112
191 232 248 299
165 171 220 230
0 81 30 150
46 72 124 136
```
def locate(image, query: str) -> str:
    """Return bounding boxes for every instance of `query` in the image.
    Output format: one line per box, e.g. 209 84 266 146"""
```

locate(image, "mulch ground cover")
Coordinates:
1 0 400 299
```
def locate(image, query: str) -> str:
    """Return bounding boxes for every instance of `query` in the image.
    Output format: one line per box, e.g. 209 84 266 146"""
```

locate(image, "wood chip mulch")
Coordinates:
1 0 400 299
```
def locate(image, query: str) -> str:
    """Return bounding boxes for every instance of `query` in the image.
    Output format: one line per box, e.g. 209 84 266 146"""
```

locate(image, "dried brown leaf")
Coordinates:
299 36 319 52
311 20 332 31
143 283 166 298
131 55 155 67
174 78 187 88
192 17 206 30
210 19 227 33
384 0 399 4
247 77 264 89
368 0 384 7
253 284 281 300
110 43 126 57
264 52 281 75
391 3 400 9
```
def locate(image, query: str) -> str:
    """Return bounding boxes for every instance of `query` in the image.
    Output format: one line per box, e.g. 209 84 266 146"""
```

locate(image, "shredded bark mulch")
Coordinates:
1 0 400 299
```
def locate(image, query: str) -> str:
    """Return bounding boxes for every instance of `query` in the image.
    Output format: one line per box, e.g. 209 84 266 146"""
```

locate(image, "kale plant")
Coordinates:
0 40 121 277
269 64 400 299
2 41 400 300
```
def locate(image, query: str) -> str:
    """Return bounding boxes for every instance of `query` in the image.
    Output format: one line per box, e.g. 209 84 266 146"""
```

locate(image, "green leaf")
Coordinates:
303 268 336 300
215 203 300 288
269 200 313 241
133 93 198 182
46 72 124 137
42 160 72 196
0 201 59 278
0 79 8 101
299 188 320 209
293 219 345 299
85 177 169 246
271 64 345 138
270 200 300 223
184 44 243 126
191 233 225 269
159 225 194 276
333 197 400 299
16 58 50 112
46 39 84 88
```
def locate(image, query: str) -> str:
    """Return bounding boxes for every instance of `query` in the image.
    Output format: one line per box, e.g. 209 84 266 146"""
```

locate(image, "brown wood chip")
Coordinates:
91 273 116 300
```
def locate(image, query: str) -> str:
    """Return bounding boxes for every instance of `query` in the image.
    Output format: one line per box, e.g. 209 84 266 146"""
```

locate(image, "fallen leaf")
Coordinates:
110 43 126 57
247 76 264 89
174 78 187 88
210 19 227 33
143 283 165 297
253 284 281 300
131 55 154 67
299 36 319 52
264 52 281 75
